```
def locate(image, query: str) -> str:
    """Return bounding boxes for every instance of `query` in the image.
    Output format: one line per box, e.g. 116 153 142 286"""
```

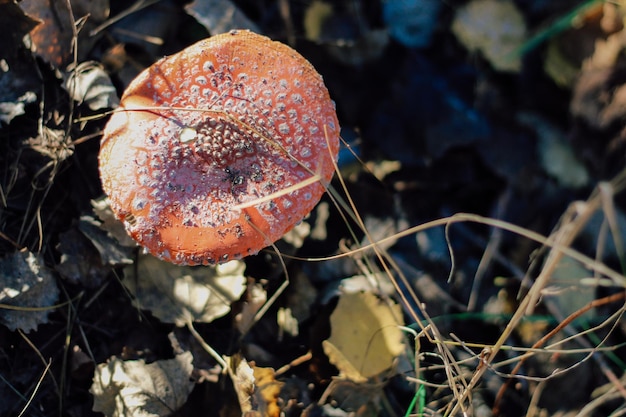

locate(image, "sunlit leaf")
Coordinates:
90 352 194 417
322 291 404 383
124 254 246 326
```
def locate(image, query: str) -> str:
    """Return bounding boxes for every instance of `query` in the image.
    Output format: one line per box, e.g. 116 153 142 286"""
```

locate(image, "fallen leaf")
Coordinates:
90 352 194 417
64 62 119 111
382 0 441 48
545 256 596 321
0 91 38 125
235 281 267 335
253 366 284 417
518 113 589 188
78 215 134 267
56 227 110 287
0 251 59 332
226 354 256 414
451 0 526 72
185 0 260 35
303 0 388 66
124 254 246 326
20 0 108 68
92 197 138 248
322 292 404 383
324 379 385 414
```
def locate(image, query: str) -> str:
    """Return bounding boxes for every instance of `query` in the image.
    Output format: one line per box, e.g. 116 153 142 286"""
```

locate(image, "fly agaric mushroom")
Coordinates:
99 30 340 265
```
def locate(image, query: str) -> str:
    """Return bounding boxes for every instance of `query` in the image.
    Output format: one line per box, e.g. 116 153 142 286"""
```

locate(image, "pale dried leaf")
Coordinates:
0 251 59 332
226 354 255 413
90 352 194 417
124 254 246 326
322 292 404 383
281 221 311 249
451 0 526 72
277 307 298 338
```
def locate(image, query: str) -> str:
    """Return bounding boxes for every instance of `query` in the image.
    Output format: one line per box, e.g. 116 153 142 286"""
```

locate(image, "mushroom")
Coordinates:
99 30 340 265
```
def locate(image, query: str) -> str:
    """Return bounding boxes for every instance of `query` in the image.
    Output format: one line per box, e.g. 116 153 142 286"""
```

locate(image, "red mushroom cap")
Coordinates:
99 30 340 265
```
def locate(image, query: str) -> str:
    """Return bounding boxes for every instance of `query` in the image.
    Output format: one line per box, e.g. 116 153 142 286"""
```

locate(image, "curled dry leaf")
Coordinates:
99 30 340 266
224 355 283 417
322 291 404 383
0 251 59 332
90 352 194 417
226 354 256 414
123 254 246 326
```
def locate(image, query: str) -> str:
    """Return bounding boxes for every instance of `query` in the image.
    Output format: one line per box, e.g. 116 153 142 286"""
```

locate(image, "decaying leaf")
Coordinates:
124 254 246 326
0 251 59 332
451 0 526 72
90 352 194 417
322 292 404 383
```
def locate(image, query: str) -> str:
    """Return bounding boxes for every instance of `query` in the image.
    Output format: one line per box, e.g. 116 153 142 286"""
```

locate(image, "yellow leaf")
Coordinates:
323 292 404 382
